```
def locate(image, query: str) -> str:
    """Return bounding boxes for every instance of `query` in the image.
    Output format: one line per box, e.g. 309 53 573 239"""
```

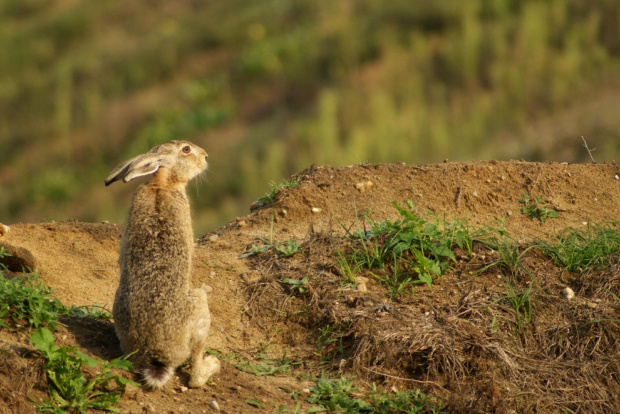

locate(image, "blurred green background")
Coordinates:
1 0 619 235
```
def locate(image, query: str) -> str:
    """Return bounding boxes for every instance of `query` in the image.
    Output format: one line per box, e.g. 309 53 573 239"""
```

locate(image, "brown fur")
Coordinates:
107 140 220 389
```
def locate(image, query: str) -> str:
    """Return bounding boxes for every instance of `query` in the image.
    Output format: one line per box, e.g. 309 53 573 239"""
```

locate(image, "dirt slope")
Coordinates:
1 160 620 413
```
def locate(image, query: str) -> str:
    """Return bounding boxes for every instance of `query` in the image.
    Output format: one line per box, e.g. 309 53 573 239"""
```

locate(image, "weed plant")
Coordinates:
519 193 558 223
68 303 113 320
304 377 446 414
368 384 446 414
307 377 373 412
242 237 303 258
0 271 67 331
241 212 302 258
30 327 138 413
0 270 113 330
339 201 461 295
281 276 311 295
275 239 302 257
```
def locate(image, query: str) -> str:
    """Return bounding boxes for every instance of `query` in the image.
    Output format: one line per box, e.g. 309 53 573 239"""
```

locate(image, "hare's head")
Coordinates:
105 140 208 187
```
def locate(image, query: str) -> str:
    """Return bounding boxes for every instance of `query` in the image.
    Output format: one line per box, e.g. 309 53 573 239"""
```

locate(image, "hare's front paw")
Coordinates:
188 354 221 388
200 284 213 293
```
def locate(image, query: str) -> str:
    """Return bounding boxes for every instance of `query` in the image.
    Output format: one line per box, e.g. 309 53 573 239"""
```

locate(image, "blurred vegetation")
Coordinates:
1 0 620 235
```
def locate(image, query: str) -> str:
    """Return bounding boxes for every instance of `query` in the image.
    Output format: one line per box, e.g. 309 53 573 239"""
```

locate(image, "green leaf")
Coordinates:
245 398 265 408
77 351 99 368
112 358 134 371
30 327 56 355
418 273 433 288
114 376 140 388
392 242 410 255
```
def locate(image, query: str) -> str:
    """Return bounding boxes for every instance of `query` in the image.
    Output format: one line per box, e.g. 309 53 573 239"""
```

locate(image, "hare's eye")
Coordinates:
182 145 191 154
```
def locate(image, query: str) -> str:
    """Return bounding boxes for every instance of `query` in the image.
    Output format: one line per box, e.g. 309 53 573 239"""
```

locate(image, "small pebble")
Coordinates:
354 181 374 193
179 386 188 393
208 400 221 412
506 210 513 217
311 207 322 214
0 223 9 237
561 287 575 300
124 382 140 399
207 234 219 242
472 190 478 197
356 283 368 292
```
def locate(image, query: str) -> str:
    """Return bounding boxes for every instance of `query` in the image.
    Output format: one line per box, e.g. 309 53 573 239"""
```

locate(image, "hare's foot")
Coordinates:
188 354 221 388
199 284 213 293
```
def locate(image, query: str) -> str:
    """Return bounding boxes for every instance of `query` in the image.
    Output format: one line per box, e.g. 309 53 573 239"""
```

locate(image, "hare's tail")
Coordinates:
142 361 174 389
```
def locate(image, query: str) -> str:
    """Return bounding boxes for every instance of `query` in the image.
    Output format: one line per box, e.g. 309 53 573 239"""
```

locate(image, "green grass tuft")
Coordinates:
255 179 300 206
539 222 620 272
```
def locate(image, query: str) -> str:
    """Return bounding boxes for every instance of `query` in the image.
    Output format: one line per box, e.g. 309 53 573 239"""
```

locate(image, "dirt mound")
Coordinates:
1 160 619 413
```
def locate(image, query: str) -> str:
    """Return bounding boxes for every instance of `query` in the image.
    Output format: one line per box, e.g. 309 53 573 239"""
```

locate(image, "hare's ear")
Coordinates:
105 154 172 186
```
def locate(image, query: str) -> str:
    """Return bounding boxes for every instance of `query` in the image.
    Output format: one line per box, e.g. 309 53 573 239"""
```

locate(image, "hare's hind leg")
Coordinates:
187 285 221 388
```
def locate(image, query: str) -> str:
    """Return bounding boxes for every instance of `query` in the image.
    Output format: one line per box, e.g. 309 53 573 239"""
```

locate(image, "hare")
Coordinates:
105 140 220 389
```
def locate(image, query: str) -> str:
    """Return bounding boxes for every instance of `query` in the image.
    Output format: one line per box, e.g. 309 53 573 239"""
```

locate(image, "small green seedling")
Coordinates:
281 276 311 294
275 239 302 257
255 179 299 206
519 193 558 223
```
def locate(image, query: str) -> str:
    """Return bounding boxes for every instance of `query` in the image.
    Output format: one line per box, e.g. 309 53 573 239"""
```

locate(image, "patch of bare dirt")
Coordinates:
1 160 620 413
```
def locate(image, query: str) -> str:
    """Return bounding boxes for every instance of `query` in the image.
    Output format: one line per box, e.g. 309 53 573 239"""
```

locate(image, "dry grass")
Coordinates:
242 230 620 413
